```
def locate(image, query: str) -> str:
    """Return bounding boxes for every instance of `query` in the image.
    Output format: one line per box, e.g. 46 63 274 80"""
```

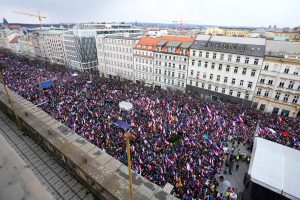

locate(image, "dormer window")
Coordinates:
224 44 228 48
241 46 246 51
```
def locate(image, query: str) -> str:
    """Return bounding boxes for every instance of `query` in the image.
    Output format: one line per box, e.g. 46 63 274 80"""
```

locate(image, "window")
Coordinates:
264 64 269 70
213 53 216 59
257 88 261 95
268 80 273 85
251 70 256 77
192 50 196 56
229 90 233 95
199 51 202 57
196 82 199 87
208 85 211 90
264 90 269 97
272 107 280 114
252 102 258 109
224 77 228 83
190 70 194 76
240 80 244 86
242 68 247 75
218 64 222 70
294 68 299 75
234 67 238 73
190 80 192 85
236 56 240 63
279 82 284 87
204 62 208 68
217 75 220 81
211 63 215 69
275 92 281 100
237 92 241 97
203 73 206 79
215 86 218 92
192 60 195 65
284 68 289 74
226 65 230 72
206 52 209 58
245 57 249 64
209 74 213 80
220 54 224 60
245 93 249 100
222 88 226 93
283 94 290 102
182 74 185 79
248 82 253 88
254 58 259 65
292 96 299 104
182 82 184 87
260 78 265 83
173 63 175 68
231 78 236 85
172 72 175 77
288 81 294 89
198 60 201 67
259 104 265 111
228 55 232 61
178 73 181 78
202 83 205 88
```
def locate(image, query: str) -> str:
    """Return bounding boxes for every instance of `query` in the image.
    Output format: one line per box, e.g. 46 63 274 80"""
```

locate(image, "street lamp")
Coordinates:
124 132 134 200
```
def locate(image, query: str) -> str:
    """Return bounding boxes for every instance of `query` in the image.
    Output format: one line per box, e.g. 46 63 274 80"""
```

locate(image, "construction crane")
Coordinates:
173 18 203 32
13 10 46 29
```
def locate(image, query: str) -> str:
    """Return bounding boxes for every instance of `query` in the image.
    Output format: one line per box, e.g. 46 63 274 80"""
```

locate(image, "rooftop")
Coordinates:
265 40 300 56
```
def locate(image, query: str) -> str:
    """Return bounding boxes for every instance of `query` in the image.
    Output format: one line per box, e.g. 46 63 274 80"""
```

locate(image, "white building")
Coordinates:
44 30 67 65
147 29 168 37
252 41 300 117
133 37 161 86
97 35 140 81
187 35 266 106
153 36 194 91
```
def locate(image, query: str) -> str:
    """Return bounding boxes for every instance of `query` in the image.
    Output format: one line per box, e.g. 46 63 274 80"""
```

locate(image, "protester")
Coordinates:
1 55 299 199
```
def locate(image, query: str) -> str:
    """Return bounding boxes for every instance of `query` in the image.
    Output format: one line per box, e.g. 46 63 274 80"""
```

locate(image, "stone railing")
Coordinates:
0 85 178 200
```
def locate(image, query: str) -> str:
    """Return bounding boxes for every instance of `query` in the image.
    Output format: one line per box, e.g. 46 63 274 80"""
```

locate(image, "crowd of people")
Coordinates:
1 54 299 199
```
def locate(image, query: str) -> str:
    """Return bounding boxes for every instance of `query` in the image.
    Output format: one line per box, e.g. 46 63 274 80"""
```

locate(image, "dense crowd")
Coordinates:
1 55 300 199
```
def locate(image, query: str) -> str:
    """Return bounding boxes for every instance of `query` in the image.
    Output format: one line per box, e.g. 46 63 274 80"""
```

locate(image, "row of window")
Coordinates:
135 72 152 81
189 80 250 99
263 63 300 75
256 88 299 103
154 69 186 79
259 78 300 90
135 57 153 65
155 54 188 62
104 60 133 69
134 50 153 57
155 76 185 87
191 50 260 65
104 45 133 53
104 39 136 45
103 52 133 61
135 64 153 73
155 61 187 70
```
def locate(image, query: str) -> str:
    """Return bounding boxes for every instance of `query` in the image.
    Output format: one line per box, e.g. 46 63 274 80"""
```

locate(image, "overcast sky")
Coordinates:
0 0 299 27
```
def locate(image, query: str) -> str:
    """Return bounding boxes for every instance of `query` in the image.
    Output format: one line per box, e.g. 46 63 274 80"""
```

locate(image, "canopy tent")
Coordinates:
119 101 133 111
248 137 300 200
114 120 131 130
72 73 78 77
40 80 54 89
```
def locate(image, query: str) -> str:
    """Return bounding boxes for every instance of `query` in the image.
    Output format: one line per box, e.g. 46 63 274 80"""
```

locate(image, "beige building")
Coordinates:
204 27 224 35
253 41 300 117
44 30 67 65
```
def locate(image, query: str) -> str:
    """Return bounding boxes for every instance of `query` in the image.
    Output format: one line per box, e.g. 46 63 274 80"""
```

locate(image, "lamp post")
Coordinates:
0 68 21 128
124 132 134 200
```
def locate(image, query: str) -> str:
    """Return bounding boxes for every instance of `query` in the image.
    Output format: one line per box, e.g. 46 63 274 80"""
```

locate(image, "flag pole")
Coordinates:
124 132 134 200
0 68 21 128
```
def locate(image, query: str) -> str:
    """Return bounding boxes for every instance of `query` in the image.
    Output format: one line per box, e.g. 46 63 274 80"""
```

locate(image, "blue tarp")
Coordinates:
114 120 131 130
40 80 53 89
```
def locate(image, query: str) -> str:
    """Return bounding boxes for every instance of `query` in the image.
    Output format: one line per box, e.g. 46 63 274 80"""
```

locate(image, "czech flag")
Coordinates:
204 105 211 113
235 115 244 123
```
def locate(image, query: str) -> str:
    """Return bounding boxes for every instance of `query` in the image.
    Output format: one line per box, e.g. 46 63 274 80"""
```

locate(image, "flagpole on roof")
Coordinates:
0 67 22 129
124 132 134 200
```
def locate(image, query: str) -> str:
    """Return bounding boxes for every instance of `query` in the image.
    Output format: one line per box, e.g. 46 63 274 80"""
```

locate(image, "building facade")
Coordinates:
44 30 67 65
133 37 161 86
97 36 140 81
153 36 194 91
252 41 300 117
187 35 266 106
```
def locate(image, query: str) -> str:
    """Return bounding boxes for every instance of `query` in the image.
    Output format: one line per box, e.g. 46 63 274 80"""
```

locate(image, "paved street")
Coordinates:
0 110 96 200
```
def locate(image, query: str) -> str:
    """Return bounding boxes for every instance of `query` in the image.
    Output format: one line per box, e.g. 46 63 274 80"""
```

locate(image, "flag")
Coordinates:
235 115 244 123
186 163 191 171
204 105 211 113
277 116 283 124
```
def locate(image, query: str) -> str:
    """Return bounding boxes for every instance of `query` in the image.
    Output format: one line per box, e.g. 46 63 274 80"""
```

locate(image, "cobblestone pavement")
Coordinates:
0 111 96 200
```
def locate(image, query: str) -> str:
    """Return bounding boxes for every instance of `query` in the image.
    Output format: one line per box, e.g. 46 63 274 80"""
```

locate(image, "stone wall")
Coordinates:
0 86 178 200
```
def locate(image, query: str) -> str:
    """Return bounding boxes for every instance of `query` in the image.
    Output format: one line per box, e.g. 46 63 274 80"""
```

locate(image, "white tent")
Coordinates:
119 101 133 111
248 137 300 200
